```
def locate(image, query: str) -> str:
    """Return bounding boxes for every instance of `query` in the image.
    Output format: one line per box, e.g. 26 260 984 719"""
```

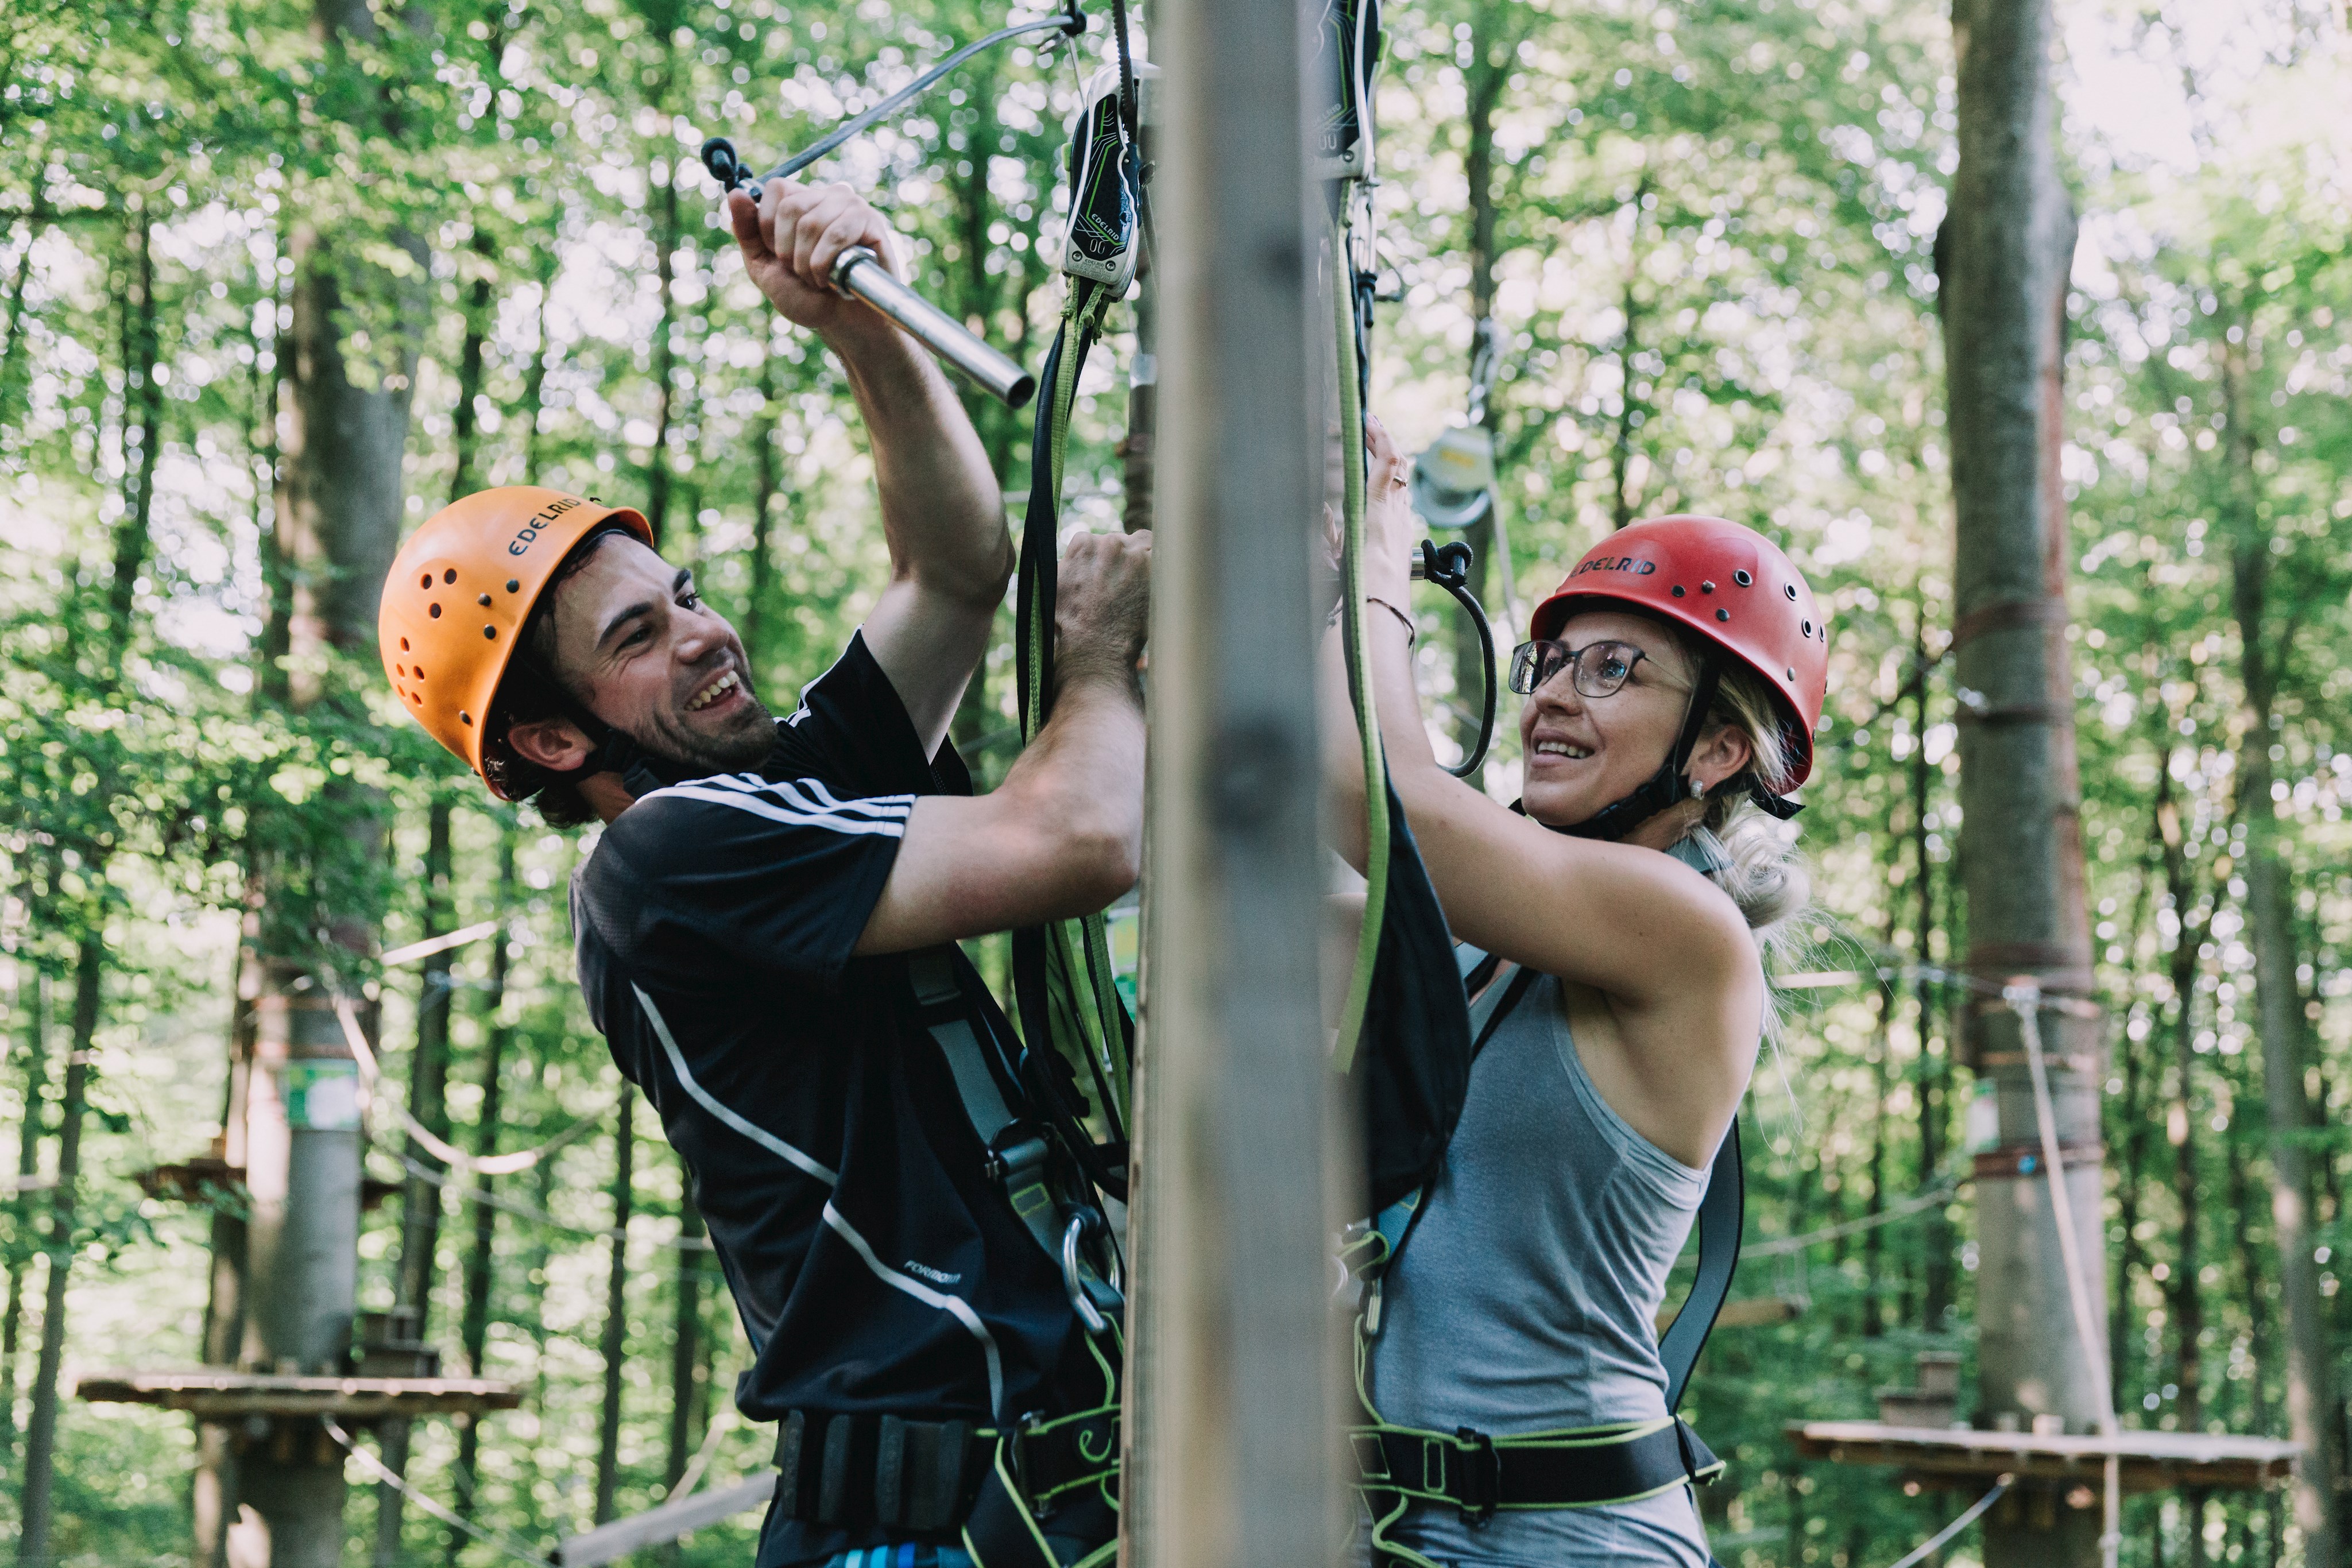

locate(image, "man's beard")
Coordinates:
637 692 779 777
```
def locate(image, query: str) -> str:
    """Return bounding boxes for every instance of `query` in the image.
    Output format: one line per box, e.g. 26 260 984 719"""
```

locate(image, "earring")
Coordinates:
1688 777 1705 800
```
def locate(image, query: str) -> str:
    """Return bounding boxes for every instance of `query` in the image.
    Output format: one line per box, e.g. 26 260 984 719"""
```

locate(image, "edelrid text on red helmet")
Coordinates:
1529 516 1829 788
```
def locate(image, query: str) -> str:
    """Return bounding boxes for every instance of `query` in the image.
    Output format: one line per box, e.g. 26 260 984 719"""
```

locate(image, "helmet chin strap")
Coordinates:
1558 657 1724 843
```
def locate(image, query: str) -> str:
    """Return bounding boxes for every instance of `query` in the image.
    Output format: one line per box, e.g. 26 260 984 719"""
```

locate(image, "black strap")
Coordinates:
1351 1418 1722 1514
774 1410 984 1532
906 948 1124 1333
1661 1118 1743 1411
1562 656 1723 842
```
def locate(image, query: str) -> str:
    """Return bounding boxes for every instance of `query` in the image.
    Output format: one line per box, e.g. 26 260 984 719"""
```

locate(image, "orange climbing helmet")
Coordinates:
378 487 653 796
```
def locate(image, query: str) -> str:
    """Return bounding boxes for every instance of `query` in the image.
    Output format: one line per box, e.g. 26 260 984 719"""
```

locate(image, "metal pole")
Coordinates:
1121 0 1339 1559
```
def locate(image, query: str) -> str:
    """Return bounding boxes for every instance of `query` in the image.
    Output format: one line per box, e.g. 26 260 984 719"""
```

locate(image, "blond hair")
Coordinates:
1675 637 1813 960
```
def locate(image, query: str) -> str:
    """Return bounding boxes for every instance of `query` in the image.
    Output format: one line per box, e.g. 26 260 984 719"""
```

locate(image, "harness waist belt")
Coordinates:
774 1411 983 1532
1350 1416 1723 1517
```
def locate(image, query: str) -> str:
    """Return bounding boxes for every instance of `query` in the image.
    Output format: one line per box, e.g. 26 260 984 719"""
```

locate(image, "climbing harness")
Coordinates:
1342 927 1746 1568
698 1 1094 408
741 945 1124 1567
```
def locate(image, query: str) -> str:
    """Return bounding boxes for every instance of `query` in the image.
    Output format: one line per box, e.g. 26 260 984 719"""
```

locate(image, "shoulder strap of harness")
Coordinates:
905 947 1125 1339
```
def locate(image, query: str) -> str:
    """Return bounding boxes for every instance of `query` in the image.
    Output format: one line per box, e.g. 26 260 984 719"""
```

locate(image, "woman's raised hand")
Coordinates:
1361 414 1417 605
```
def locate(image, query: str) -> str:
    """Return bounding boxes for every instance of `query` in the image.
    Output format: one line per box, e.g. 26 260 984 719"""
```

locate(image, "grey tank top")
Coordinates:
1364 971 1715 1568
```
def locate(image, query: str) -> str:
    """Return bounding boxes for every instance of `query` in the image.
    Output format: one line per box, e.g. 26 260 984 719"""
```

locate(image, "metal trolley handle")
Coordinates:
701 137 1038 409
828 246 1037 409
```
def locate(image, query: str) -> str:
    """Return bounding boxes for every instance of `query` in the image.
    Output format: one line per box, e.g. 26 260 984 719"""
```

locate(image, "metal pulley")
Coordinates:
1410 425 1498 529
1059 58 1154 292
1410 317 1503 529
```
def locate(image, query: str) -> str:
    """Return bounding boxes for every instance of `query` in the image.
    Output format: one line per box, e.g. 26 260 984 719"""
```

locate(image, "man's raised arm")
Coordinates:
728 181 1011 754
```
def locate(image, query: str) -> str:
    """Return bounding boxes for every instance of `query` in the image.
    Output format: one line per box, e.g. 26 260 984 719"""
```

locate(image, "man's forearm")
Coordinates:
1000 670 1147 870
827 317 1010 602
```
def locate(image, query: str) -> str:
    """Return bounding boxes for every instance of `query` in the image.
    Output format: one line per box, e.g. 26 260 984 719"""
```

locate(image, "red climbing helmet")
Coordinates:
1527 516 1829 788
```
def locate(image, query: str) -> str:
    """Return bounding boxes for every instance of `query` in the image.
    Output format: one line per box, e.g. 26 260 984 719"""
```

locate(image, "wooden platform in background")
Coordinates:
76 1369 520 1420
1789 1420 2301 1492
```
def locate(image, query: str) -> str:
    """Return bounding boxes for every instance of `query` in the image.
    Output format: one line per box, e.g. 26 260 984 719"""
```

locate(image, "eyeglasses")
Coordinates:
1507 638 1653 699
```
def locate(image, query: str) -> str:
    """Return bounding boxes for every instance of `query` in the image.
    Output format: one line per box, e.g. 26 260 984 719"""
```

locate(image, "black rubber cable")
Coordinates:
1417 539 1496 778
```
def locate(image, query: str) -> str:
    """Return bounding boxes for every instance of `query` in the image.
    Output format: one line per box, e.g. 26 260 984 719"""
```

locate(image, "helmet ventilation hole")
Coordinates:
429 603 442 618
483 625 497 640
443 568 457 584
1715 608 1730 622
1734 570 1752 586
460 712 473 726
399 637 410 652
1784 583 1798 600
419 572 432 590
413 666 425 680
1670 584 1686 598
1802 619 1814 636
478 593 492 607
506 579 520 593
1787 668 1796 681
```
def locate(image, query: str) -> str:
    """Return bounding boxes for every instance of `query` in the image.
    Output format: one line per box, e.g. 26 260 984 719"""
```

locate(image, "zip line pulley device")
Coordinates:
1410 319 1504 530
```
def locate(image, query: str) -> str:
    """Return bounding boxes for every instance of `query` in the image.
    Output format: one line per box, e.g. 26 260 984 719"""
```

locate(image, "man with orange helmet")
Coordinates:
381 181 1146 1568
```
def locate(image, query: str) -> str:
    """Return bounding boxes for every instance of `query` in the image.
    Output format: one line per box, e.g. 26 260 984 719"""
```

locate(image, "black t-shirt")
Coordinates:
571 633 1093 1566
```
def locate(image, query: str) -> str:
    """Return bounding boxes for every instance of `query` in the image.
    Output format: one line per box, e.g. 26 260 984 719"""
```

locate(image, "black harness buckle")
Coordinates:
1454 1426 1499 1527
1011 1410 1057 1520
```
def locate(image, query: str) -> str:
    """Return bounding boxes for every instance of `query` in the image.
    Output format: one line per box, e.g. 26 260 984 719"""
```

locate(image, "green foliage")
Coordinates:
2 0 2349 1565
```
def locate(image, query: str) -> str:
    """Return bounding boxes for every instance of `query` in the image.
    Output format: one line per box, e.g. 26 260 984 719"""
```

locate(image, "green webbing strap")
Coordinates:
1012 277 1133 1166
1331 206 1391 1076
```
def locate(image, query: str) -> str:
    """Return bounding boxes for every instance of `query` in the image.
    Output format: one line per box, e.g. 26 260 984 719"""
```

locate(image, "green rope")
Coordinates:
1019 276 1130 1141
1332 211 1391 1077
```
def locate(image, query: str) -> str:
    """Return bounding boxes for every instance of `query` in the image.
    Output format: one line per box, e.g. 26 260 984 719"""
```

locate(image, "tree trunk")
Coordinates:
1610 184 1648 533
374 796 457 1566
0 959 47 1474
237 0 423 1544
2156 738 2208 1567
2221 323 2342 1563
0 189 49 429
110 200 163 660
595 1095 635 1525
1863 911 1895 1339
665 1185 706 1499
15 933 101 1568
448 824 516 1561
1942 0 2105 1559
1449 6 1507 762
744 344 780 678
644 130 681 547
1912 619 1952 1328
447 242 496 501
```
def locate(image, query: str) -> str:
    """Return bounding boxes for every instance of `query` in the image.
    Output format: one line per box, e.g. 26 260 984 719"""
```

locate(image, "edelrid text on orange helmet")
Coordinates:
379 487 653 796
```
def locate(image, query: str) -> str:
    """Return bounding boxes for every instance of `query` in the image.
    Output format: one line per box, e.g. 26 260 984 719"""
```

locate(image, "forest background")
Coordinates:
1 0 2349 1563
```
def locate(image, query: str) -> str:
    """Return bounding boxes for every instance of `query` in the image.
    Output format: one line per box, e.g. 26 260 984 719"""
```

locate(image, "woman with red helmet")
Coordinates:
1334 416 1828 1568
